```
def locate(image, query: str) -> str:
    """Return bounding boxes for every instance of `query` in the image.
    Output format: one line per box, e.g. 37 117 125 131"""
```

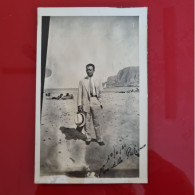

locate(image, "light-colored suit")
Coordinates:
77 76 103 141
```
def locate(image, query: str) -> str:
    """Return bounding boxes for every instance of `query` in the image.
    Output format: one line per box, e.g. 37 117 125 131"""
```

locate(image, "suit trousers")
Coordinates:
84 97 102 142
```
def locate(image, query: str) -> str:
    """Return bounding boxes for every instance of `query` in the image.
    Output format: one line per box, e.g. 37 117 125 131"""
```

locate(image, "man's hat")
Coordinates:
74 113 85 127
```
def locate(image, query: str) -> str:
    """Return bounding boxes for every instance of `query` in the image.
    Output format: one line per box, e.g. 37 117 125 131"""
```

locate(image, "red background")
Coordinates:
0 0 194 194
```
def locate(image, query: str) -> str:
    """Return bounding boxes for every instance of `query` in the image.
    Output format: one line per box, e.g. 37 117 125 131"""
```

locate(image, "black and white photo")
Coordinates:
35 7 148 184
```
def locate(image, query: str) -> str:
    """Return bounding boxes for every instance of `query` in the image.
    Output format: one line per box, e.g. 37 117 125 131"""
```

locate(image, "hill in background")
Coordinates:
105 66 139 88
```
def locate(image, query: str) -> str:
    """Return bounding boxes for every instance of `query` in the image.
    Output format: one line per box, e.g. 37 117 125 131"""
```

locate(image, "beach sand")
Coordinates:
40 88 139 178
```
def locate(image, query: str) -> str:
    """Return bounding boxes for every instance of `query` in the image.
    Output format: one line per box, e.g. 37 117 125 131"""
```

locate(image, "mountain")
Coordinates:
106 66 139 87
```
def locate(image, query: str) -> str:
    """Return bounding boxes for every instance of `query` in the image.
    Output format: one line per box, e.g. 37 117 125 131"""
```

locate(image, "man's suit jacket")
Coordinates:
77 76 103 113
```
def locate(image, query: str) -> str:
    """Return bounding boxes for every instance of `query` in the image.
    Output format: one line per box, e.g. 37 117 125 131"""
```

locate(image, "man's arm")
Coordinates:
97 80 103 108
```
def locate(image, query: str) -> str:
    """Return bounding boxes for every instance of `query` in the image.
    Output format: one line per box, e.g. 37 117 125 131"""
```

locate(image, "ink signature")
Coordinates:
98 143 146 177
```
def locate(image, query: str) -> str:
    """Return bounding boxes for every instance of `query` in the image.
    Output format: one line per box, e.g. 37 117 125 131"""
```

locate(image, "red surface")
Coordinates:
0 0 194 194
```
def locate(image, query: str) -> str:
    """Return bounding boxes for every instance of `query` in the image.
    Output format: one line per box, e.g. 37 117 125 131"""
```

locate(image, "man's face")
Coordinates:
86 66 95 77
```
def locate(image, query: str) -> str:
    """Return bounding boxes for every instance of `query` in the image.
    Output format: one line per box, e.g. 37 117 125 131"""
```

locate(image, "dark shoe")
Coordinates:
85 140 91 145
98 141 105 146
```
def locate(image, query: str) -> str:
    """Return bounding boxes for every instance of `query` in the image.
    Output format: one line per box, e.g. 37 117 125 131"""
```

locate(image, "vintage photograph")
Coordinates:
35 7 148 183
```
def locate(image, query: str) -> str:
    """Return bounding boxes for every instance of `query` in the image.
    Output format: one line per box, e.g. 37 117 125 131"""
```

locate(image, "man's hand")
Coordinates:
100 105 103 109
78 105 83 113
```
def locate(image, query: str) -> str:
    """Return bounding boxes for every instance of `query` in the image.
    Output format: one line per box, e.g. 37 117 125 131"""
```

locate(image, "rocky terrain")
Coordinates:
106 66 139 88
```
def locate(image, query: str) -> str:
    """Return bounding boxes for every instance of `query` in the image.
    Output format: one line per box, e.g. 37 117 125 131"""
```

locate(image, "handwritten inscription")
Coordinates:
99 143 146 177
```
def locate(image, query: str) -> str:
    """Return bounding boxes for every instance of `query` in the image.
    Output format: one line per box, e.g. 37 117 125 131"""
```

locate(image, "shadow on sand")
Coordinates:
59 126 87 141
59 126 99 144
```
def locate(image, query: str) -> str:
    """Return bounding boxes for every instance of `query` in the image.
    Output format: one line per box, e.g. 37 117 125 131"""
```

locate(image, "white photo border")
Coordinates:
35 7 148 184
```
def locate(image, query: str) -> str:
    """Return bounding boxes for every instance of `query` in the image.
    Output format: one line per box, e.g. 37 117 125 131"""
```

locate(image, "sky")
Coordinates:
44 16 139 89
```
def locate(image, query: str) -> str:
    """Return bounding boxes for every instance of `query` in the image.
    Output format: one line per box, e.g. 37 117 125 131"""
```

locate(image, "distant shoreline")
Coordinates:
44 86 139 94
45 86 139 91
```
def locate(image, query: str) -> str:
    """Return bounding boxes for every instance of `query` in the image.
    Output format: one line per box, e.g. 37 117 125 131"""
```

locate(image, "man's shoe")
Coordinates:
98 141 105 146
86 140 91 145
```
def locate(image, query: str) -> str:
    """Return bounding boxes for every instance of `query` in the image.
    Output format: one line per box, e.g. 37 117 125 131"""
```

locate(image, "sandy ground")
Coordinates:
40 88 139 178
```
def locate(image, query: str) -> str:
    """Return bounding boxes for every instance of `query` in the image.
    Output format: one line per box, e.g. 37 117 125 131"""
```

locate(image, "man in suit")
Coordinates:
77 64 105 146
